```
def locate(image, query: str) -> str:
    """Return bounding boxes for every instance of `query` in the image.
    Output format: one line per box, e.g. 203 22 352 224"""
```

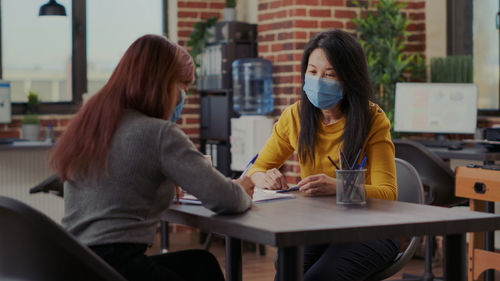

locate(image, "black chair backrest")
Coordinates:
29 174 64 197
0 196 126 281
393 139 463 206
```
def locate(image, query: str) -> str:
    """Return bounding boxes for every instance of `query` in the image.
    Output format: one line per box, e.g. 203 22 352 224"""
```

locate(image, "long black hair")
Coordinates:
298 29 373 166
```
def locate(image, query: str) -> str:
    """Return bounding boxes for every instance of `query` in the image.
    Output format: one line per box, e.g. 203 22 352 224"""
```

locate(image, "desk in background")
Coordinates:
427 145 500 164
428 144 500 252
164 194 500 281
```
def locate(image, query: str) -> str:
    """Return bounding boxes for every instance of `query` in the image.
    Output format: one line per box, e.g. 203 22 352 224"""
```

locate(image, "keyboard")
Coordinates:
0 138 27 145
413 139 464 148
0 138 16 145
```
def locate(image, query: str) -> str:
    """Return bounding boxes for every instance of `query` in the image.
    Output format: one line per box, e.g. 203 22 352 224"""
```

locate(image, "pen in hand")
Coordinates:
240 153 259 178
276 185 299 193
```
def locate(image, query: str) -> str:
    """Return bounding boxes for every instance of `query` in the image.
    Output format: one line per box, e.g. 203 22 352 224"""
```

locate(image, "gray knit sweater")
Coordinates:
62 109 252 246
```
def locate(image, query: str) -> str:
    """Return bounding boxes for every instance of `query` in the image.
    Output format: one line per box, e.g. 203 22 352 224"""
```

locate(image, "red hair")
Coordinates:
50 34 194 181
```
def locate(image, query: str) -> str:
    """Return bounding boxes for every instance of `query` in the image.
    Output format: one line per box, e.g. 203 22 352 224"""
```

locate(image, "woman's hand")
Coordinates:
250 169 288 190
297 174 337 196
233 176 255 197
174 185 184 204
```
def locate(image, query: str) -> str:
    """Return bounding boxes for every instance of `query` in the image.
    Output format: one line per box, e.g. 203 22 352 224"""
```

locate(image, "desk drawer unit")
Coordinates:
456 166 500 202
456 166 500 281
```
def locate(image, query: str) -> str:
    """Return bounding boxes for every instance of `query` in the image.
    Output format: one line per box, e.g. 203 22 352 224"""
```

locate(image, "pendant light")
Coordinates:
39 0 67 16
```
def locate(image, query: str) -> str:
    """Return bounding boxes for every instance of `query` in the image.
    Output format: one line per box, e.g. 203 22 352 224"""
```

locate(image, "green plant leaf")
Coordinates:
26 90 41 114
352 0 426 137
225 0 236 8
186 16 219 70
22 114 40 124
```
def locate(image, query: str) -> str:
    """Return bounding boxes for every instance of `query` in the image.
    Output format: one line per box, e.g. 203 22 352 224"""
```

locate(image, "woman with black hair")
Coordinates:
247 29 400 280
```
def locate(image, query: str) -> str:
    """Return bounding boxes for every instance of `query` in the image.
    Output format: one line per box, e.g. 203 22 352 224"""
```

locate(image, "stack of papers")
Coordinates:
253 188 296 203
177 188 296 205
12 140 53 146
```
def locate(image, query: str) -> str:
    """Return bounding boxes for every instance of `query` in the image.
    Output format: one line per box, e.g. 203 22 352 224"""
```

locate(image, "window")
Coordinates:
1 0 72 103
0 0 168 114
472 0 499 111
447 0 500 114
87 0 163 96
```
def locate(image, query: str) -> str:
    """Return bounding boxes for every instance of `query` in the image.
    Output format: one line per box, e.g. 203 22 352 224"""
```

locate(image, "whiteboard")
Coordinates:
394 83 477 134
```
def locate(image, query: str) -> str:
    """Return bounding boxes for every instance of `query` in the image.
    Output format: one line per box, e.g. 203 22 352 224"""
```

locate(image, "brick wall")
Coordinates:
0 115 71 140
0 0 225 144
0 0 428 183
175 0 226 148
257 0 426 182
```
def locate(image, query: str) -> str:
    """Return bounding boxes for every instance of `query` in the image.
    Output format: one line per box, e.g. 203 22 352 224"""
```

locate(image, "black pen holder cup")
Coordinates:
336 169 366 205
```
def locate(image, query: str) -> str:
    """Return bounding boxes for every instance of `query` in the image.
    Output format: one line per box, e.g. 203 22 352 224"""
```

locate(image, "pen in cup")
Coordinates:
338 150 342 169
339 149 363 201
327 155 339 170
349 152 367 200
359 154 367 169
352 149 362 169
340 151 350 170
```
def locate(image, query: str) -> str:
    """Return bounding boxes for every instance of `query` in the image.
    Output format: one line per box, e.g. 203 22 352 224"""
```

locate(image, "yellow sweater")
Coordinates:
248 101 397 200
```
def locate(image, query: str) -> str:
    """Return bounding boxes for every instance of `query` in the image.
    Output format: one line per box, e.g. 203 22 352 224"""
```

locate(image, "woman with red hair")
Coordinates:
51 34 254 281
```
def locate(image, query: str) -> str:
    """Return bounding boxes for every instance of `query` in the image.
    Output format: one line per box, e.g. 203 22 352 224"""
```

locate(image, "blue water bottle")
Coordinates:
232 58 273 115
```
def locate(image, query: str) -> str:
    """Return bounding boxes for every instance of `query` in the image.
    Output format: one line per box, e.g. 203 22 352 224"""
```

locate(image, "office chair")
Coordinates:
393 139 464 207
28 174 173 254
29 175 264 255
29 174 64 197
393 139 467 281
365 158 425 281
0 196 126 281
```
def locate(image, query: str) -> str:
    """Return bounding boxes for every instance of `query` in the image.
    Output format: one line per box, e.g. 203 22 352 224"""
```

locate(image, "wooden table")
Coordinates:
164 195 500 281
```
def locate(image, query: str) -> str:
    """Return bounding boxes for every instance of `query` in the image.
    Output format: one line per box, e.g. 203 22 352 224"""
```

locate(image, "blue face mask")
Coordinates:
303 75 343 109
170 90 185 123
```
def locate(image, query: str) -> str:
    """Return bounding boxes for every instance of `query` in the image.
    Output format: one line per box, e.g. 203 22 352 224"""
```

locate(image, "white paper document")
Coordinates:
177 188 295 205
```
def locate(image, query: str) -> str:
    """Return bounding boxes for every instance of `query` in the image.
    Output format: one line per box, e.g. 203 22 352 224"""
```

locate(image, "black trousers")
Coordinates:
275 239 400 281
90 243 225 281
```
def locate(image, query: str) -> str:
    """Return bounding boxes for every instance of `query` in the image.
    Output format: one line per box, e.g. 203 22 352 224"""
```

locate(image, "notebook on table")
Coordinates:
177 187 296 205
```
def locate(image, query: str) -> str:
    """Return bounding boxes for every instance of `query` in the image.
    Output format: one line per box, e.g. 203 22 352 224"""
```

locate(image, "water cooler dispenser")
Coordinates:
230 58 274 171
232 58 273 115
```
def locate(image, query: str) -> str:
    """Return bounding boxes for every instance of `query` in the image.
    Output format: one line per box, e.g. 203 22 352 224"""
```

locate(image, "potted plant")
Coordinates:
223 0 236 21
22 90 41 141
187 16 218 75
430 55 472 83
352 0 426 136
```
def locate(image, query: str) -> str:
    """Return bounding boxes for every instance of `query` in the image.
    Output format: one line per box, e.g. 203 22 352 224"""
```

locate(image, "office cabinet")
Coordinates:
230 116 274 171
200 95 230 141
198 21 257 176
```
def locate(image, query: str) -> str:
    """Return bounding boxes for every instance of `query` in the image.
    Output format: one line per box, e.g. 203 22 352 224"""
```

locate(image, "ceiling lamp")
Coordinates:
39 0 67 16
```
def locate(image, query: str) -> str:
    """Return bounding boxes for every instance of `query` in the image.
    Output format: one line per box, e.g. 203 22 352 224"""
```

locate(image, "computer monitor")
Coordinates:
0 80 11 123
394 82 478 134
